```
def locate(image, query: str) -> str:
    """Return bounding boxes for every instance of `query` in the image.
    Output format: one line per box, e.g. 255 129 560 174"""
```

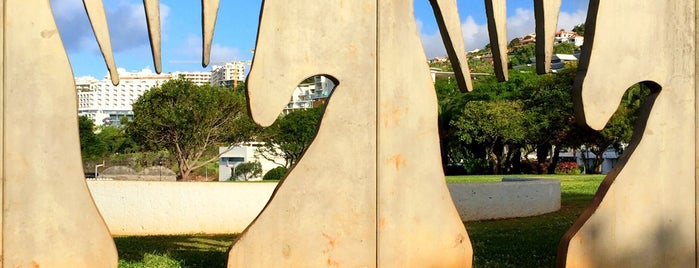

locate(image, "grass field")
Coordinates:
115 174 605 267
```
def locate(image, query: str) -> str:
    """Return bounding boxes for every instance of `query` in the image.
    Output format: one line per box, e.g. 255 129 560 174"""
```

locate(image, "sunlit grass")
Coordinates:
463 174 604 267
115 234 236 268
115 175 604 267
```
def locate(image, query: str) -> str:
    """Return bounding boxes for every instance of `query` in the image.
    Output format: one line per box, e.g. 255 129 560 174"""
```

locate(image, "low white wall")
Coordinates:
88 179 560 236
448 178 561 221
87 181 277 236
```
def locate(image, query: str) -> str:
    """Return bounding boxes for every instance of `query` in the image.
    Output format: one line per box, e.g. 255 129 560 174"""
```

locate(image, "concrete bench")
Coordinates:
448 178 561 221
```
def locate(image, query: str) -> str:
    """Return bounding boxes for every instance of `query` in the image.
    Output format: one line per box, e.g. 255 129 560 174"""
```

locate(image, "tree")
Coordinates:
96 125 139 154
508 37 521 48
231 161 262 181
258 106 323 168
451 100 528 174
435 78 469 172
554 42 577 54
508 43 536 67
572 23 585 36
79 115 107 159
127 78 257 180
518 66 576 173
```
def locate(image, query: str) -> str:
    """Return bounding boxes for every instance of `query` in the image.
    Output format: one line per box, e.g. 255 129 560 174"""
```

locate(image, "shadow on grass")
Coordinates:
114 234 237 268
466 187 599 267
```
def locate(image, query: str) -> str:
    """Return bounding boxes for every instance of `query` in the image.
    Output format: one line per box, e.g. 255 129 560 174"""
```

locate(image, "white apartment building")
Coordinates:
77 68 211 126
283 75 336 113
210 61 246 88
171 71 211 86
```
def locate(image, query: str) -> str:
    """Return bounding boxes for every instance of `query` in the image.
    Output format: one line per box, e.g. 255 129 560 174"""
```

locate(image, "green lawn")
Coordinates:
457 174 604 267
115 235 235 268
115 174 604 267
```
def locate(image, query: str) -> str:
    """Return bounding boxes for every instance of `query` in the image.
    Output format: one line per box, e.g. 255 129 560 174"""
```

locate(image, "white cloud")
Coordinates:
462 16 490 52
107 1 170 52
557 9 587 31
51 0 169 53
507 8 536 40
175 35 242 64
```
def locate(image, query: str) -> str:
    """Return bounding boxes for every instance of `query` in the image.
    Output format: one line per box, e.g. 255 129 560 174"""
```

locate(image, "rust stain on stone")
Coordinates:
381 104 402 127
386 154 406 170
322 232 336 248
282 244 291 258
326 257 339 267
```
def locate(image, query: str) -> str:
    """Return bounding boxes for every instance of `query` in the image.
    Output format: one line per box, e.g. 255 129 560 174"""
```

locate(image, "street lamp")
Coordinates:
158 159 163 181
95 161 105 179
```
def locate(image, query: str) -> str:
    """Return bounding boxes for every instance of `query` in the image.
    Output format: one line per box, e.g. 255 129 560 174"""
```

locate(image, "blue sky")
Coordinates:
51 0 588 78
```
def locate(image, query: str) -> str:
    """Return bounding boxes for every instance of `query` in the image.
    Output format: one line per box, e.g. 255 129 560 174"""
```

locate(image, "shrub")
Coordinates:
231 161 262 181
555 161 581 175
263 166 288 181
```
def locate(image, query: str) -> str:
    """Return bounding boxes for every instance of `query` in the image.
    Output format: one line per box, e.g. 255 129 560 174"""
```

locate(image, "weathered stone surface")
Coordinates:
143 0 162 73
1 1 118 266
558 1 696 267
533 0 561 74
202 0 220 67
83 0 119 85
484 0 508 81
375 2 471 267
429 0 473 91
228 0 471 267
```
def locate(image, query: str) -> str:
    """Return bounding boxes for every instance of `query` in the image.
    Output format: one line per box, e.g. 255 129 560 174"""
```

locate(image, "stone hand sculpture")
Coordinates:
1 0 697 267
0 0 119 266
228 1 474 267
557 1 696 267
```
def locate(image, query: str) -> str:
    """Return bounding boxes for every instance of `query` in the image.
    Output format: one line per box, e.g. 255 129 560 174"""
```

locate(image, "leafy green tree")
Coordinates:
79 115 107 159
231 161 262 181
518 66 576 173
508 37 522 48
452 100 528 174
572 23 585 36
554 42 577 54
436 69 542 174
96 125 139 154
508 43 536 67
258 106 323 168
127 78 257 180
435 78 469 171
262 166 287 181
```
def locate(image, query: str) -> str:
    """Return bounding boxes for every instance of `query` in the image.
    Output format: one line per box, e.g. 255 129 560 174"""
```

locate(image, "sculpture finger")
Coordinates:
83 0 120 85
429 0 473 92
202 0 220 67
143 0 162 73
533 0 561 74
484 0 508 81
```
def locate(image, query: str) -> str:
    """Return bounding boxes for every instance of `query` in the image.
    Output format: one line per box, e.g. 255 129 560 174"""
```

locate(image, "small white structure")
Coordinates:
555 29 584 47
558 146 620 174
219 143 284 181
